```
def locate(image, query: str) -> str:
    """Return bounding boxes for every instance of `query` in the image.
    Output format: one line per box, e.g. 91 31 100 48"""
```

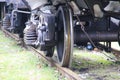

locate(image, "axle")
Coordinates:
74 31 119 44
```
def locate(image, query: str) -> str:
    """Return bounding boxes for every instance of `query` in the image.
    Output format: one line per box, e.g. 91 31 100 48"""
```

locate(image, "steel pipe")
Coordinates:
11 10 31 27
74 31 118 44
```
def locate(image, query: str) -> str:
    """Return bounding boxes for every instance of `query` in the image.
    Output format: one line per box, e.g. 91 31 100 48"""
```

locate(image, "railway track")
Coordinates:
1 28 82 80
95 43 120 60
2 28 120 80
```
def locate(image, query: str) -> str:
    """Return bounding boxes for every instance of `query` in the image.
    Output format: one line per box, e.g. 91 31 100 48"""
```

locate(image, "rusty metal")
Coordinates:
2 28 82 80
30 47 82 80
1 28 19 41
96 43 120 60
111 49 120 59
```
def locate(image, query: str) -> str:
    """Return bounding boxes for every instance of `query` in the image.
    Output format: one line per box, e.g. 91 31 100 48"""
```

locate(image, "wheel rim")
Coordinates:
56 6 73 67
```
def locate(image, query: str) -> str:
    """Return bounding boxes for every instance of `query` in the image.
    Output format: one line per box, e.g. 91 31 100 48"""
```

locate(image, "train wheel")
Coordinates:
56 6 73 67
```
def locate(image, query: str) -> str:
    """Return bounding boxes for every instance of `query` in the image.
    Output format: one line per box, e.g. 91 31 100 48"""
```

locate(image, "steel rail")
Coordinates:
1 28 82 80
2 28 19 41
96 43 120 60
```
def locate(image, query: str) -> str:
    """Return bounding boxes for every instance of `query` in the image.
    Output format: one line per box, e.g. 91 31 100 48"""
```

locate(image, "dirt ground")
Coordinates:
71 48 120 80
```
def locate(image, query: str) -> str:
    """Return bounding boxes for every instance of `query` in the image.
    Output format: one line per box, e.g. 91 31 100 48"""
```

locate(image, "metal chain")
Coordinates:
75 15 97 48
75 15 117 61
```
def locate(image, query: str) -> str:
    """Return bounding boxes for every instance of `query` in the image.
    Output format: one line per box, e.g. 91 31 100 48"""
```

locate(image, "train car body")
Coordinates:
2 0 120 67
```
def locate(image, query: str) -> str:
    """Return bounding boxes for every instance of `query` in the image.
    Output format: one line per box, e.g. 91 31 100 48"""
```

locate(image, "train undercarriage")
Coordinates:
1 0 120 67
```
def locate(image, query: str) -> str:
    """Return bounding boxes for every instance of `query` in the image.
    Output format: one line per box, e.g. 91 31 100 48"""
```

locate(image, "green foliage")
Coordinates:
72 48 120 80
0 31 63 80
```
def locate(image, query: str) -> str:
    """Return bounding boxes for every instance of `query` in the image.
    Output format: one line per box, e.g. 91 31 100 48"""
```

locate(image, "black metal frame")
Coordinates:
3 0 120 67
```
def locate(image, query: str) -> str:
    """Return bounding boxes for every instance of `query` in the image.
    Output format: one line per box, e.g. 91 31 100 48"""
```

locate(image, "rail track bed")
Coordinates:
1 28 82 80
71 49 120 80
2 28 120 80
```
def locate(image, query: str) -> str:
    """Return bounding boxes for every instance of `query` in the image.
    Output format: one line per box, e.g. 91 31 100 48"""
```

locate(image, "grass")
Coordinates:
72 48 120 80
1 29 120 80
0 31 65 80
72 48 114 69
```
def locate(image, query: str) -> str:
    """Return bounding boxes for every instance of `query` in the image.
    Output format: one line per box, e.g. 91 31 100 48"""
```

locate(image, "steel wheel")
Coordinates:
56 6 73 67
